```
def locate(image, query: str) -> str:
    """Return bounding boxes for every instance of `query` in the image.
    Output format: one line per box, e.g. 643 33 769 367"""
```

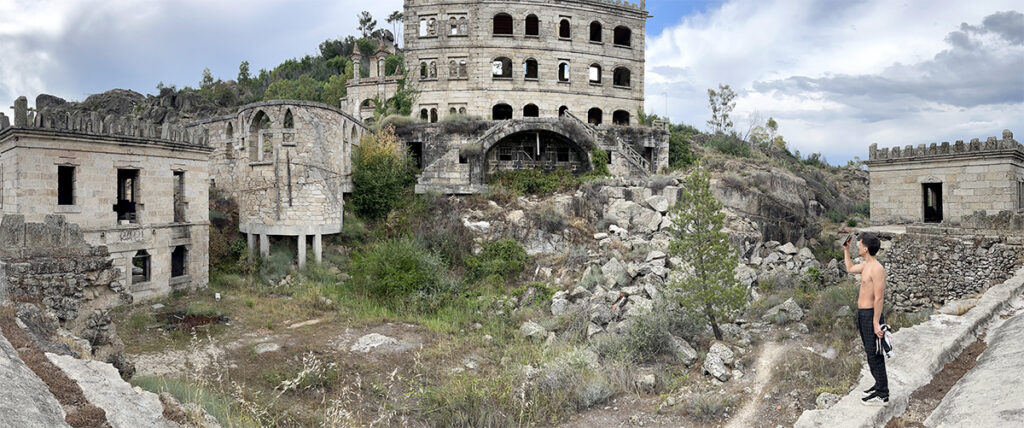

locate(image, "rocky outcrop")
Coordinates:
31 88 232 129
47 353 175 428
0 333 69 427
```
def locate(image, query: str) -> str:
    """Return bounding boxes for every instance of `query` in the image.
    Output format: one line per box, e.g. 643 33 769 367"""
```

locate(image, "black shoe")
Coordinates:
861 392 888 406
862 386 876 395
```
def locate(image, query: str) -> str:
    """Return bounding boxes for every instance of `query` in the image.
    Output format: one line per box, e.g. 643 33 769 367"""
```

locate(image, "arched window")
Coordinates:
614 26 632 46
590 21 602 42
613 110 630 125
524 59 538 79
430 108 438 123
420 62 428 78
558 62 570 82
493 13 513 35
492 104 513 120
589 64 601 84
523 104 539 117
360 99 376 108
351 125 358 142
458 17 468 35
283 109 294 128
613 67 631 87
493 57 513 79
449 17 458 35
419 19 429 37
525 14 539 36
450 107 457 115
226 122 233 139
588 108 603 125
428 18 437 36
429 61 437 78
420 109 429 120
458 107 467 114
449 60 458 77
559 19 571 38
249 110 271 161
558 105 569 117
459 60 468 77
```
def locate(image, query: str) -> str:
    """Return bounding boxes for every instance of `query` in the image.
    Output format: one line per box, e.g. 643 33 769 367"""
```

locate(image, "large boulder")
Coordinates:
47 352 174 428
349 333 399 353
669 335 698 367
520 322 548 340
708 341 735 366
703 354 731 381
763 298 804 323
0 335 68 427
778 242 799 255
602 258 631 287
645 195 670 213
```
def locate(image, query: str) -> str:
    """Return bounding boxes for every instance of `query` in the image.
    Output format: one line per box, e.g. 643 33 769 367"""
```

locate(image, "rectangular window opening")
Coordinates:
922 182 943 223
58 166 75 206
173 171 186 223
171 246 187 278
132 250 151 284
115 169 139 224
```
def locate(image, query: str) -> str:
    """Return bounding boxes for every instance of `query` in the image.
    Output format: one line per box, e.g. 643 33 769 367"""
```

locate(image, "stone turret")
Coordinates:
350 44 362 85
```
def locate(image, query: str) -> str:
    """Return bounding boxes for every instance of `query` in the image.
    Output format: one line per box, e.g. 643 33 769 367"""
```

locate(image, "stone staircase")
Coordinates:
563 112 650 177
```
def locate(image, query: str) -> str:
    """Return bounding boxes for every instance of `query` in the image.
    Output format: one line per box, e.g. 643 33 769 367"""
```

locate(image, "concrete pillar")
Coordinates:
313 234 323 264
246 233 255 260
297 234 307 269
259 234 270 258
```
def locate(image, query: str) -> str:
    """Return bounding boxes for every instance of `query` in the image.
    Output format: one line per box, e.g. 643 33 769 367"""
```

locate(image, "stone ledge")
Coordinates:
794 266 1024 427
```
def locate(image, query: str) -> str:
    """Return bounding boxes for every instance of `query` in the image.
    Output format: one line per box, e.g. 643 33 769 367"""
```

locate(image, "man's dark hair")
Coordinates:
860 233 881 256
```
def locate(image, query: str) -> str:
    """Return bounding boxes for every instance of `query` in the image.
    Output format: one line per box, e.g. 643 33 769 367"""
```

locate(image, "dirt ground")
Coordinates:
886 336 987 428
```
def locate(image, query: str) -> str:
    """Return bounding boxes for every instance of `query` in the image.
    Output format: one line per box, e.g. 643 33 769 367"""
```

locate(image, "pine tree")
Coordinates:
237 61 251 86
706 84 736 133
358 11 377 38
668 167 746 340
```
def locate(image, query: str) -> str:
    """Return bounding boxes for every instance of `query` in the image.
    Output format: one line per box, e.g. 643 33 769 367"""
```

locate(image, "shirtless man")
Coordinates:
844 232 889 406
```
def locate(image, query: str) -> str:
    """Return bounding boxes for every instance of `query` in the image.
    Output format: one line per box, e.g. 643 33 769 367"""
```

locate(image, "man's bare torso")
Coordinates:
858 260 886 309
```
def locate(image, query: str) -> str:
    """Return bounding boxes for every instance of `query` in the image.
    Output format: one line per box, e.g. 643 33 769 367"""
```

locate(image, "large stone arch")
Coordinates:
478 120 597 177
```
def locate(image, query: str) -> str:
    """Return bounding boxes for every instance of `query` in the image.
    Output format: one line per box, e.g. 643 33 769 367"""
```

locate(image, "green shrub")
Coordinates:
339 211 367 242
854 199 870 217
347 238 447 307
536 207 567 234
669 130 698 169
846 218 858 227
467 238 529 282
583 149 610 178
621 309 672 363
486 169 579 196
806 284 858 331
705 133 751 158
351 126 416 220
132 376 259 427
259 238 294 284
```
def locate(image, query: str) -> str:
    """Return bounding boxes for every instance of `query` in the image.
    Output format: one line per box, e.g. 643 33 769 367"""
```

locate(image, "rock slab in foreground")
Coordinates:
0 333 68 427
46 352 174 428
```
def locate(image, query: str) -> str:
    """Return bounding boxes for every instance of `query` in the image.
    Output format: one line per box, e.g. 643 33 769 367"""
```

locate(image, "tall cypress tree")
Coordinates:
668 167 746 340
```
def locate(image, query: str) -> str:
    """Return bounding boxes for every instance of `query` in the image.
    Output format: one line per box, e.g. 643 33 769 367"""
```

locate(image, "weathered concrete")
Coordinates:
46 352 174 428
795 266 1024 428
924 308 1024 427
0 332 69 427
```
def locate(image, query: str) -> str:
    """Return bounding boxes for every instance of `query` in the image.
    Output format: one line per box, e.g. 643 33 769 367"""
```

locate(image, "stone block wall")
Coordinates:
871 226 1024 311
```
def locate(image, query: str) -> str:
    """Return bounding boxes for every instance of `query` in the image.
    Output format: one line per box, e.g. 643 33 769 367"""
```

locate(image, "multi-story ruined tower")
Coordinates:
402 0 648 123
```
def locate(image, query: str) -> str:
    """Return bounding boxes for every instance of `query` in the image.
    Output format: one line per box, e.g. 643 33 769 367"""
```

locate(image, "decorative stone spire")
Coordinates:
13 96 28 127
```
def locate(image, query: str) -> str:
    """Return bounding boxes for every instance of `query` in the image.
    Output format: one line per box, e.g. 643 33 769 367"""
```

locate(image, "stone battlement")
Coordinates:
867 129 1019 162
404 0 647 13
1 95 209 147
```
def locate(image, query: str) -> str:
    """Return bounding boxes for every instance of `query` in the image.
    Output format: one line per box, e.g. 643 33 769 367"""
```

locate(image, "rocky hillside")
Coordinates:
32 88 234 127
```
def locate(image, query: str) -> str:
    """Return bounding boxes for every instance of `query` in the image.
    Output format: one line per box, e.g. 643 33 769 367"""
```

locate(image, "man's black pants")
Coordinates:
858 308 888 395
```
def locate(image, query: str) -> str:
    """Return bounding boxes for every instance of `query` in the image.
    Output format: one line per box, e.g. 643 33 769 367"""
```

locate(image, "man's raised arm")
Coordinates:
844 240 864 273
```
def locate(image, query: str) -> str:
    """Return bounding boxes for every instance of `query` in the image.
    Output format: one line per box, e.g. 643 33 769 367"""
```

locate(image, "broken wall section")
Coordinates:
0 214 133 375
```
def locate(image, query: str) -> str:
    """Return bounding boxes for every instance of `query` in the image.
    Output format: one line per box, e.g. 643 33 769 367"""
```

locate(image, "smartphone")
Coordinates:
843 233 854 248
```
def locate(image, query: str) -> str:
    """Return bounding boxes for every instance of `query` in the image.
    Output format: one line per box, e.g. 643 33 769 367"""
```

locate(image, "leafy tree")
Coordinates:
319 36 356 60
668 168 746 340
358 11 377 38
263 75 323 102
351 126 415 219
669 129 698 169
237 61 251 85
387 10 404 42
200 67 215 89
320 63 352 106
706 84 736 133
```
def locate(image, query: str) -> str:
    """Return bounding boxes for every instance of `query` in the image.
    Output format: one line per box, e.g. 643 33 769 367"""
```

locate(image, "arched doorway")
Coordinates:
485 130 590 177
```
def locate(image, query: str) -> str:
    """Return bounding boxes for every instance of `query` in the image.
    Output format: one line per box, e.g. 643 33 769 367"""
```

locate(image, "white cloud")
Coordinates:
0 0 402 111
645 0 1024 163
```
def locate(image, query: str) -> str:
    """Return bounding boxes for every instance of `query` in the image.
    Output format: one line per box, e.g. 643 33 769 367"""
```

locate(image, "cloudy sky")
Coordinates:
2 0 1021 164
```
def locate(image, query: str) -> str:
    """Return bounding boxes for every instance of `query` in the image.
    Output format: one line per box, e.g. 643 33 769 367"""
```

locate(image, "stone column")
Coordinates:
313 234 323 264
247 233 255 260
259 234 270 258
297 234 307 269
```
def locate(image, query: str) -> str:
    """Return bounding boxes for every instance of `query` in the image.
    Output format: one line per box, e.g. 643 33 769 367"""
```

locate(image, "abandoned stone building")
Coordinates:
867 129 1022 225
185 100 368 266
0 96 212 301
345 0 667 194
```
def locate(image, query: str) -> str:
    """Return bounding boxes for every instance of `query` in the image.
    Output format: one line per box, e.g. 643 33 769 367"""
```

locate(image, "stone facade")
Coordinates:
399 0 647 123
186 100 368 266
1 97 212 301
866 129 1023 225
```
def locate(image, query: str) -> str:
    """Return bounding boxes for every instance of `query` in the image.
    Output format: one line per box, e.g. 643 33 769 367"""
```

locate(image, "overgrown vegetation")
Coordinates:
467 239 529 283
350 126 416 220
486 169 580 197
